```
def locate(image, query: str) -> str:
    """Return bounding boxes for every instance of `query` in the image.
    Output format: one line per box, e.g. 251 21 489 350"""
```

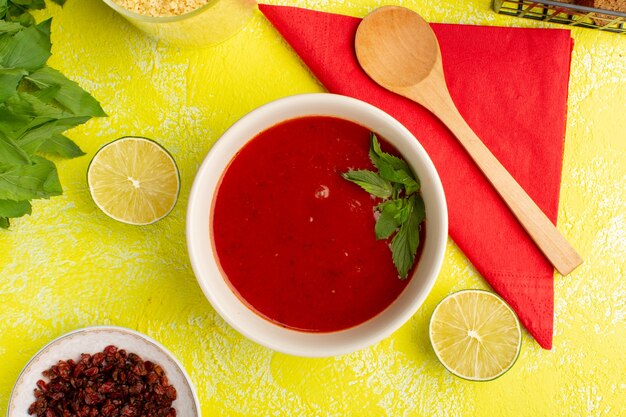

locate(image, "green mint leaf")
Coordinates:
0 19 51 71
0 0 8 18
411 194 426 226
0 20 25 35
381 198 412 223
11 0 46 9
391 221 414 279
26 66 107 117
369 133 381 167
16 13 36 27
0 92 89 154
37 133 84 158
370 133 383 160
3 91 66 119
343 132 426 279
395 201 411 223
375 201 401 239
389 195 424 279
0 198 31 217
370 133 419 194
380 152 410 172
0 155 61 200
379 161 418 192
0 67 27 102
406 194 425 255
342 169 393 199
0 8 103 229
0 130 31 164
4 92 65 119
5 6 35 26
30 83 61 102
370 134 409 172
0 104 30 138
403 177 419 195
18 115 90 154
0 85 99 155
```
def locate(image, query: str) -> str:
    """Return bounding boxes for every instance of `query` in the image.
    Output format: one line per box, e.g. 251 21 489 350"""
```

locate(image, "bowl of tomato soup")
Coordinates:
187 94 447 357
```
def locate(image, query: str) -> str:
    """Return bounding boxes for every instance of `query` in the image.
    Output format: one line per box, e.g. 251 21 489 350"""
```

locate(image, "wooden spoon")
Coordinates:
355 6 582 276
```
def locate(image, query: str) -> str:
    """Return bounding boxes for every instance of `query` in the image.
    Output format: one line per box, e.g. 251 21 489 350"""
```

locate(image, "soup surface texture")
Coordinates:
212 116 418 332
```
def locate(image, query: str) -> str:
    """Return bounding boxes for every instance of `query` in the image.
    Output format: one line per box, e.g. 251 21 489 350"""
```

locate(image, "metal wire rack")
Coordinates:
493 0 626 34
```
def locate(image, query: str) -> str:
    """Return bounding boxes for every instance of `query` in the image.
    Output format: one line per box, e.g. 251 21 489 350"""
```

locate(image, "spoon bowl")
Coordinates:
356 7 439 88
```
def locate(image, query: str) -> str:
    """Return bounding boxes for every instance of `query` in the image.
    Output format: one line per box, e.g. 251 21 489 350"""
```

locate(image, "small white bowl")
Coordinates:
8 326 201 417
187 93 448 357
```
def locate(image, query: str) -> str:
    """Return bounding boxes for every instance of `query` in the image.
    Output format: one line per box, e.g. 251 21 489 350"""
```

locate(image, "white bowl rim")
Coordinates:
187 93 448 357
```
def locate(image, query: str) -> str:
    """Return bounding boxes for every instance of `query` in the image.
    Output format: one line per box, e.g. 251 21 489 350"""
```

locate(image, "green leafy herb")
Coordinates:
1 0 65 26
375 198 409 239
0 198 31 218
26 66 107 117
0 1 105 229
0 68 27 101
370 135 420 195
0 155 62 201
343 133 426 279
0 19 51 70
341 169 392 199
37 133 85 158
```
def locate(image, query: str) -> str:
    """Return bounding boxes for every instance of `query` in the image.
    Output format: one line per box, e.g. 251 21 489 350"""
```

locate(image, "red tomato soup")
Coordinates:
212 116 423 332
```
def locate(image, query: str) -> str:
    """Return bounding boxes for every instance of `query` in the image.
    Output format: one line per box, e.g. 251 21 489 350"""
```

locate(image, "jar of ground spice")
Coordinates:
102 0 256 47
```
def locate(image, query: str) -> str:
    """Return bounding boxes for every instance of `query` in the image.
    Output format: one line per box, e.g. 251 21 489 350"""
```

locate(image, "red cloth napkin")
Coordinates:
260 4 574 349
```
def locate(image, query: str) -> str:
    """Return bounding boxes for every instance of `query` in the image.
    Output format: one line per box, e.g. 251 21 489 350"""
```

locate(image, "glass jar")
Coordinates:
101 0 256 48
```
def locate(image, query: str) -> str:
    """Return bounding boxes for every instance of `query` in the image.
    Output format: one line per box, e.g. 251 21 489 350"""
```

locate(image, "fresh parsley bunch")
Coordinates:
0 0 106 229
343 134 426 279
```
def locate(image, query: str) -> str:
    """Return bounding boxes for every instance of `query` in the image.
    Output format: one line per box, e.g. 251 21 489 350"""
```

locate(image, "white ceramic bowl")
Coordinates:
187 93 447 357
8 326 201 417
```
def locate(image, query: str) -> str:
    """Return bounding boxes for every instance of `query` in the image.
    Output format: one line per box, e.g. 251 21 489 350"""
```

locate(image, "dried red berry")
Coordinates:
146 372 158 384
72 362 86 378
57 362 70 379
104 345 117 355
28 345 177 417
36 380 47 392
131 362 147 376
129 382 144 395
165 385 177 401
92 352 105 366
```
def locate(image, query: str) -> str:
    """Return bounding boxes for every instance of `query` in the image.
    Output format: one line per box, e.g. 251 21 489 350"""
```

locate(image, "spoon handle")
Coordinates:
411 84 583 276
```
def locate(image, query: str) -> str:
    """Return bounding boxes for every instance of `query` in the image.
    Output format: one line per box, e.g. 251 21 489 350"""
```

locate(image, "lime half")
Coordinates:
429 290 522 381
87 137 180 225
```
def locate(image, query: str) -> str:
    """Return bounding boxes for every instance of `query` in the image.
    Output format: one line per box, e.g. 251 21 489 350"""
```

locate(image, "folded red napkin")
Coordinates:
260 4 574 349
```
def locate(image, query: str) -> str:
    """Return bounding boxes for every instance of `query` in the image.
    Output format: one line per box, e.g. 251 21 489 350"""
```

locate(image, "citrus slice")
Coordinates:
429 290 522 381
87 137 180 225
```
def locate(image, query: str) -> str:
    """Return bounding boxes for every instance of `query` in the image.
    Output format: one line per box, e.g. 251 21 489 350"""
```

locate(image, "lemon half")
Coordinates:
87 137 180 225
429 290 522 381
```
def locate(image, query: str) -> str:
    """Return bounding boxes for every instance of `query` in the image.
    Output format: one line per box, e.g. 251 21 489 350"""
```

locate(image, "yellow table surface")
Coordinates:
1 0 624 415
